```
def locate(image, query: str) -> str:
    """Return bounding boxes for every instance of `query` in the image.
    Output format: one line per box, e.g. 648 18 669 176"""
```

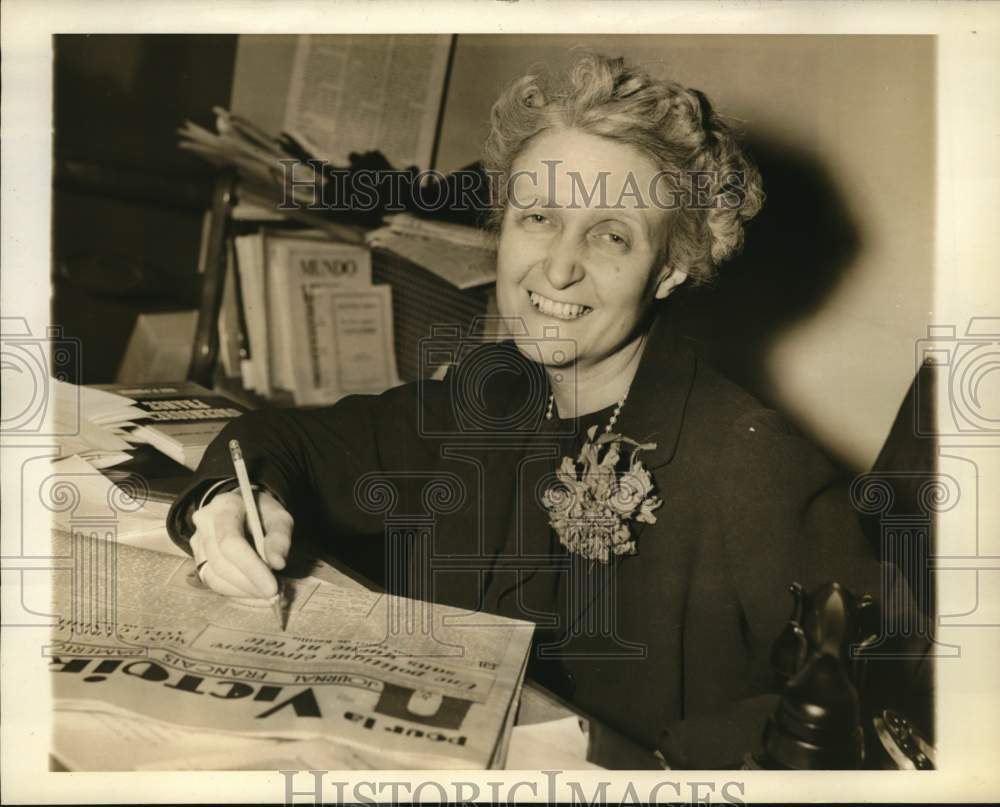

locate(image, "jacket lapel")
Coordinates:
617 313 699 471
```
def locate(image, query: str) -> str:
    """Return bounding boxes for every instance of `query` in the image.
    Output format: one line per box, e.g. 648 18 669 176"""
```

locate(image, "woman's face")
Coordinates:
495 127 686 371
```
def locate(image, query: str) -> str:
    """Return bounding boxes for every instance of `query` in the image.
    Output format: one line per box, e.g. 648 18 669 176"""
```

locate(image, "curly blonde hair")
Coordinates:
482 52 764 284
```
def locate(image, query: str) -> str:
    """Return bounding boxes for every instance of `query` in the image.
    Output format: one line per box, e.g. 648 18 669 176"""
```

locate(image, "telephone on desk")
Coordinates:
746 581 936 770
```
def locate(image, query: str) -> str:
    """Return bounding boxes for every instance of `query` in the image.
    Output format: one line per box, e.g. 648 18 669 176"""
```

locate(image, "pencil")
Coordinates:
229 439 285 631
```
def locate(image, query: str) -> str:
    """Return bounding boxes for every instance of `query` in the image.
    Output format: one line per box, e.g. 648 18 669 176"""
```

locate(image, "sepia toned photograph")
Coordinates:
2 3 999 803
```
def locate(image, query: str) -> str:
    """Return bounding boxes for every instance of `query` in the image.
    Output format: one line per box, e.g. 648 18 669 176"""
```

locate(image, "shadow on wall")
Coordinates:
666 134 862 461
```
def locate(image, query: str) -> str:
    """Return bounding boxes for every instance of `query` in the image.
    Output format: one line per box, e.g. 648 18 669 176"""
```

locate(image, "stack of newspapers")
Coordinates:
43 380 184 556
41 380 250 557
49 532 534 770
178 108 365 244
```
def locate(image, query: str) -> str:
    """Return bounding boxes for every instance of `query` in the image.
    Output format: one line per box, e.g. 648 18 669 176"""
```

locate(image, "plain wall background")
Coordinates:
438 35 935 472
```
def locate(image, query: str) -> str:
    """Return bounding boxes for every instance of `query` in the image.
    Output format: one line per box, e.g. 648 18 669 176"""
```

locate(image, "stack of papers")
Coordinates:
51 379 147 469
54 701 483 771
178 110 312 204
177 108 365 245
366 215 497 291
381 213 496 251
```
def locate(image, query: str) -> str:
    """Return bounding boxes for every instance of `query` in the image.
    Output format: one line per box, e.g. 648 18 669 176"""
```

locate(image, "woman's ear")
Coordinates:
654 265 688 300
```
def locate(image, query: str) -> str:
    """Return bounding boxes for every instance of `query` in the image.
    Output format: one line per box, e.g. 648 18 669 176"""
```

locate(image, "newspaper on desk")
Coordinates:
49 531 534 770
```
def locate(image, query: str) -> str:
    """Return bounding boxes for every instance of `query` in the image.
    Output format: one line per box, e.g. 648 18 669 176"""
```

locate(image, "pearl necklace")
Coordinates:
546 385 631 434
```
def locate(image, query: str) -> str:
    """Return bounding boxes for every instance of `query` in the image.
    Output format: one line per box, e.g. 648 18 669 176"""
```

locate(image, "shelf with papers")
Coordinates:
188 172 497 407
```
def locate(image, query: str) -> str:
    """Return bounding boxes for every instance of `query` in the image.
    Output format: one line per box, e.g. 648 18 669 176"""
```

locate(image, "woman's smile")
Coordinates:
527 290 593 321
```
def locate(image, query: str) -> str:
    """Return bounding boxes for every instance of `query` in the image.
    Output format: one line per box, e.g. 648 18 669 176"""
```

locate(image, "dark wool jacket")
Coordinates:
168 314 921 769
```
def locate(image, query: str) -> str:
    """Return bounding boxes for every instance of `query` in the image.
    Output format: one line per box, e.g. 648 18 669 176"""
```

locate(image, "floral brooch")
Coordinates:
541 425 663 564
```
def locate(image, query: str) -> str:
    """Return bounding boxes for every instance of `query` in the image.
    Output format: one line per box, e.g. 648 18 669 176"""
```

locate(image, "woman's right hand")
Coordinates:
190 490 293 599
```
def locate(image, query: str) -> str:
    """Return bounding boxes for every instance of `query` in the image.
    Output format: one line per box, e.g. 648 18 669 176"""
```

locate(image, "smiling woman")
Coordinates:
485 54 762 417
166 52 927 769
